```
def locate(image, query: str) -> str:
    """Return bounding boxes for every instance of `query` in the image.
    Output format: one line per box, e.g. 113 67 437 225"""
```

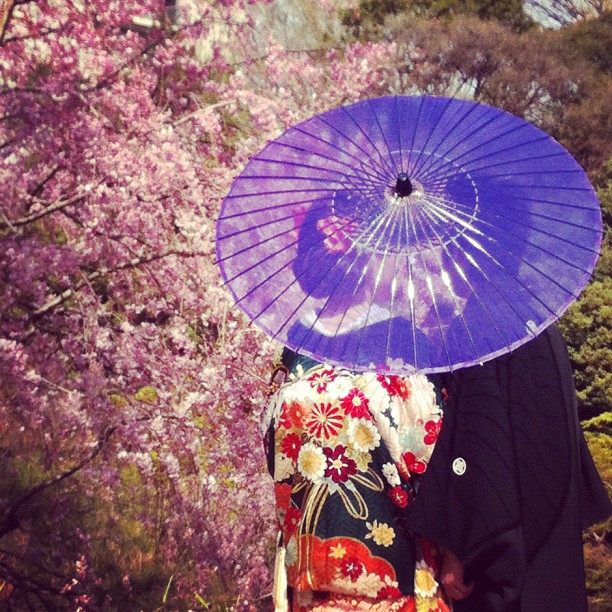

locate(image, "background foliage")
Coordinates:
0 0 610 609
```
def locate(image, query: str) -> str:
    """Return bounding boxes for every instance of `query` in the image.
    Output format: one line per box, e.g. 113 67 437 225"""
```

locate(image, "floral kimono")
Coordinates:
264 352 451 612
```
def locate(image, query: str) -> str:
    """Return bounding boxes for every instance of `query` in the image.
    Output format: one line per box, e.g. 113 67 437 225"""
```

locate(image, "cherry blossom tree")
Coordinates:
0 0 402 607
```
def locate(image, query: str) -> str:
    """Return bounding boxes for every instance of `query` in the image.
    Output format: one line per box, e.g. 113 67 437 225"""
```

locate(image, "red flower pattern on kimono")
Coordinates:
324 445 358 483
377 374 411 399
340 388 371 419
284 506 302 539
389 486 409 508
341 556 364 582
308 368 338 393
423 419 442 445
402 452 427 474
280 401 305 429
281 432 302 460
274 482 292 512
305 402 343 439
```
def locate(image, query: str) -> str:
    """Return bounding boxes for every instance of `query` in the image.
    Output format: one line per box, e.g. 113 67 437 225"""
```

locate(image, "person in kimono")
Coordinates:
408 324 611 612
263 347 462 611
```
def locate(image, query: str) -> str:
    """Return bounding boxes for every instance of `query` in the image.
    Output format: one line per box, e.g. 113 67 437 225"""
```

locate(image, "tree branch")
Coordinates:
1 193 87 230
0 426 116 539
28 164 62 199
29 249 206 320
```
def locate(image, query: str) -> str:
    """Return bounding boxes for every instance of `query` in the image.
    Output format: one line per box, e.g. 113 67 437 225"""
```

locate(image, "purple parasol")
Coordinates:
216 96 602 374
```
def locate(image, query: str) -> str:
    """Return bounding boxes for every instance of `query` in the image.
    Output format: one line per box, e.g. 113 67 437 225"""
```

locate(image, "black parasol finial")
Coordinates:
395 172 413 198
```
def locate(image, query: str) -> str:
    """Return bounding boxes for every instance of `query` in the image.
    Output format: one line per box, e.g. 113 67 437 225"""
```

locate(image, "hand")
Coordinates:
440 549 474 601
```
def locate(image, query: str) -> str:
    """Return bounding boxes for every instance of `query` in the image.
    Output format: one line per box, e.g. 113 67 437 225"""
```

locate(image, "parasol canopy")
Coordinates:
216 95 602 374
